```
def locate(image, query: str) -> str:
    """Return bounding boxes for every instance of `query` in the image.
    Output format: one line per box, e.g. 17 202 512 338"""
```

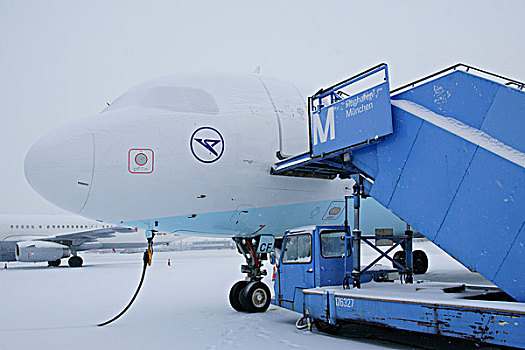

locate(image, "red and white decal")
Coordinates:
322 201 345 220
128 149 154 174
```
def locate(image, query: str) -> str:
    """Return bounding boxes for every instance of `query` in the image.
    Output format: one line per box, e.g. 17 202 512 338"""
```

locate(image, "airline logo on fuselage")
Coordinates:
190 127 224 163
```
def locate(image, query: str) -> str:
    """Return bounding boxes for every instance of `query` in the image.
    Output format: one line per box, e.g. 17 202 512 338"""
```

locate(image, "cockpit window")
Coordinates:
141 87 219 114
106 86 219 115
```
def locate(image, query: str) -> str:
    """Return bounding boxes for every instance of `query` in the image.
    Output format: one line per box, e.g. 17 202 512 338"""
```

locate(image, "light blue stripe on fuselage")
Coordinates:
124 198 406 238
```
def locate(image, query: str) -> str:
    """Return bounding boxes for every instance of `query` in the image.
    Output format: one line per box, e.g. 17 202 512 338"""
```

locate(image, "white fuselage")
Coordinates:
24 73 406 237
0 214 111 242
0 214 120 263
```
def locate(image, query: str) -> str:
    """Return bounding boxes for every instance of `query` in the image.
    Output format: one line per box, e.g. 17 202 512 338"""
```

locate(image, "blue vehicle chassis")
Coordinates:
302 284 525 348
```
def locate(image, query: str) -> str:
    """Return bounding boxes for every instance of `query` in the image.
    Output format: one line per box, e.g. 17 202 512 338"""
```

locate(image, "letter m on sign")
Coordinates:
312 107 335 145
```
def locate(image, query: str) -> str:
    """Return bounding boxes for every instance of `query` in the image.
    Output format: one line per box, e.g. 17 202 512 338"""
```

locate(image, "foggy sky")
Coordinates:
1 0 524 214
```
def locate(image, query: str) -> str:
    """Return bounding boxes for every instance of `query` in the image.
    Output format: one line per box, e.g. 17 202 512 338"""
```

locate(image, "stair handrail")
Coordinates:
391 63 525 96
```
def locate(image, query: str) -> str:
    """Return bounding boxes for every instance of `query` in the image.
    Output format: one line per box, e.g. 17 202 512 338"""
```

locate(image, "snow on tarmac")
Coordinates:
0 242 490 350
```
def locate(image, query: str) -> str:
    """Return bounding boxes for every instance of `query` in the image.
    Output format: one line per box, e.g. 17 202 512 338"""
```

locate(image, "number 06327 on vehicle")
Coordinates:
335 297 354 308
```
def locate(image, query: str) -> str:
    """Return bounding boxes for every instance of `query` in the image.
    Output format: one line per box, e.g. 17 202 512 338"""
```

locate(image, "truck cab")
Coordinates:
274 225 350 313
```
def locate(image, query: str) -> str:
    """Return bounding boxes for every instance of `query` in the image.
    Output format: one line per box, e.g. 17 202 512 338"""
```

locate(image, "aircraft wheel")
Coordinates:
68 256 83 268
413 250 428 274
229 280 249 312
313 319 341 334
240 281 271 313
392 250 405 269
48 259 61 267
393 250 428 274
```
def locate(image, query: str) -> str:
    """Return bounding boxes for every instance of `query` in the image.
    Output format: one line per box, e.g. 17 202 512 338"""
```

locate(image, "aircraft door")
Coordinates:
277 232 314 310
230 205 261 234
258 77 308 157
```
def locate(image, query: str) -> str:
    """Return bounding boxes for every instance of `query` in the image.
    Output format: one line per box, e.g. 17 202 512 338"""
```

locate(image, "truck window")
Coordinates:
282 233 312 264
320 231 346 258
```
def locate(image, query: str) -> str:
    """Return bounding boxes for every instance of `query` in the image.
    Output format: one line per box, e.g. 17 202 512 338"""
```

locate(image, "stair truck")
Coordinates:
271 64 525 348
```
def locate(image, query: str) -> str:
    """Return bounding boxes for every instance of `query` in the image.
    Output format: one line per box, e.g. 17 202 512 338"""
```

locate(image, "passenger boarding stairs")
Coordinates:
272 64 525 302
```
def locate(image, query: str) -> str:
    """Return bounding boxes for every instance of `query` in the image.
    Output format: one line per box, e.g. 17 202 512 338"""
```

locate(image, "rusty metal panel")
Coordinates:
303 291 525 348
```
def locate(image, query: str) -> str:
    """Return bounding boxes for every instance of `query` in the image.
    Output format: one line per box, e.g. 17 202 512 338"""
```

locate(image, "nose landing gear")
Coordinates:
229 280 249 312
241 281 271 312
229 237 272 313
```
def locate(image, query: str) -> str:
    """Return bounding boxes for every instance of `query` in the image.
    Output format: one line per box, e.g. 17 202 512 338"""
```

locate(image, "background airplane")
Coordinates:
24 72 407 310
0 214 165 267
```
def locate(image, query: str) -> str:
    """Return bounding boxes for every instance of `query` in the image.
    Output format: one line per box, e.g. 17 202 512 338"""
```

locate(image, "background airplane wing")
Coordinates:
39 226 137 245
78 241 170 251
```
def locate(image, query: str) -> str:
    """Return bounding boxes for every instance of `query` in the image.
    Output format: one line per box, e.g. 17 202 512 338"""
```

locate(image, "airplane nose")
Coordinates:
25 127 94 214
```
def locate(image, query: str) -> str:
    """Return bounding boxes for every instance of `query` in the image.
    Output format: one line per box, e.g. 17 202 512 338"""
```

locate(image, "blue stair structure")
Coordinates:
273 64 525 302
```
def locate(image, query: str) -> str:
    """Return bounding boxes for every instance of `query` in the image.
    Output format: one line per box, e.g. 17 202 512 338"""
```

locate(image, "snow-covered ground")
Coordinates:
0 241 492 350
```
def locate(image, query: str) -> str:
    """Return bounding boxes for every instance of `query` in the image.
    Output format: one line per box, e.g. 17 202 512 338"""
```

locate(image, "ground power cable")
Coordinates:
97 234 155 327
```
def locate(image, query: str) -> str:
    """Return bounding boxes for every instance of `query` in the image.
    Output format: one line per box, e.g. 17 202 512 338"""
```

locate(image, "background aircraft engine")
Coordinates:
15 241 71 262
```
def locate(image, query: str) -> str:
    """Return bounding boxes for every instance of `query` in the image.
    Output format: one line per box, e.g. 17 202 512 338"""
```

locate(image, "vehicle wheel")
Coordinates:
413 250 428 274
392 250 405 269
314 319 341 334
48 259 61 267
229 280 249 312
240 281 271 313
68 256 83 268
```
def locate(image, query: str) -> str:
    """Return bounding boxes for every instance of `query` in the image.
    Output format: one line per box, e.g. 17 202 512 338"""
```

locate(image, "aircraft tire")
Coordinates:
393 250 429 274
413 250 428 274
392 251 405 269
240 281 271 313
48 259 61 267
68 256 83 268
229 280 249 312
313 319 341 334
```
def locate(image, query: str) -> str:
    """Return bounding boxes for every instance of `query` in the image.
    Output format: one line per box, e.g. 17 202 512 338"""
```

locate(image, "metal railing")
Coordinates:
391 63 525 96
